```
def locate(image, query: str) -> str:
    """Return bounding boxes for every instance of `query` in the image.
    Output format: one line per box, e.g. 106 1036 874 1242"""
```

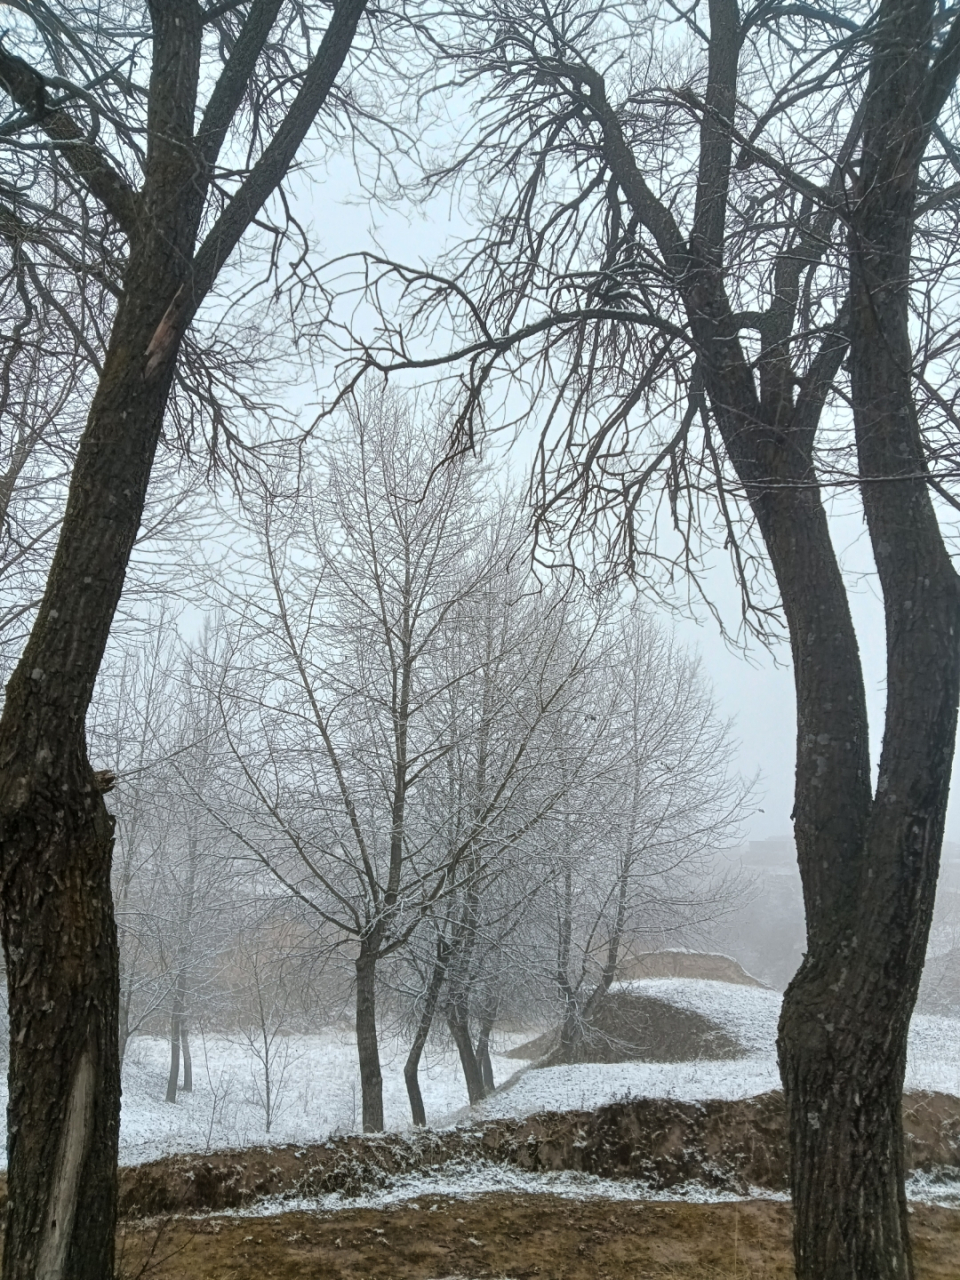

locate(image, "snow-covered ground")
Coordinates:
4 977 953 1170
230 1162 790 1218
117 1028 528 1166
467 979 960 1122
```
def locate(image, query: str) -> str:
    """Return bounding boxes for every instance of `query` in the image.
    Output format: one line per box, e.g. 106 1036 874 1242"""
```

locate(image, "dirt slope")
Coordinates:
507 988 745 1065
93 1088 960 1218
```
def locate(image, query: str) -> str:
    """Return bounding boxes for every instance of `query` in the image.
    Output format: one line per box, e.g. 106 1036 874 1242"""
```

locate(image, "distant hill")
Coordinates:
617 951 766 987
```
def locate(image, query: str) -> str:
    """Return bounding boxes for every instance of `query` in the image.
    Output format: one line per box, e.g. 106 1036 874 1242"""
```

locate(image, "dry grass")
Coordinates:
113 1193 960 1280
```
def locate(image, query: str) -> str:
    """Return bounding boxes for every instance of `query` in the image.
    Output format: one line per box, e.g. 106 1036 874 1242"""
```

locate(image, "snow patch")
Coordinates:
219 1161 790 1217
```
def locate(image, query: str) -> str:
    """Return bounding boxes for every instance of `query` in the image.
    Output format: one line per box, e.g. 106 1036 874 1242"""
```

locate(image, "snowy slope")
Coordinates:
116 1028 526 1167
0 977 949 1168
465 979 960 1123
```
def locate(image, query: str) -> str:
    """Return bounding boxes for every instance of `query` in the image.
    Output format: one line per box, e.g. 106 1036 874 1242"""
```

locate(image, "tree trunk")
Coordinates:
165 1013 181 1105
262 1024 273 1133
0 792 120 1280
404 936 450 1126
557 992 582 1059
118 981 132 1070
0 318 183 1277
446 996 486 1105
474 990 497 1095
777 5 960 1275
0 10 205 1267
180 1024 192 1093
779 969 916 1278
355 947 383 1131
556 867 583 1060
166 970 188 1103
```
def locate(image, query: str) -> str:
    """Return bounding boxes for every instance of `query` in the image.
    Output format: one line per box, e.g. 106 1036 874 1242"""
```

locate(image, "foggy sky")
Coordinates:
297 157 960 850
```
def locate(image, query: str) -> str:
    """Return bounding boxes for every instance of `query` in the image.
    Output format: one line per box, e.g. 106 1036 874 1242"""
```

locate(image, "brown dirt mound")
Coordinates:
88 1088 960 1219
487 1090 960 1191
115 1128 489 1217
508 988 744 1066
618 951 766 986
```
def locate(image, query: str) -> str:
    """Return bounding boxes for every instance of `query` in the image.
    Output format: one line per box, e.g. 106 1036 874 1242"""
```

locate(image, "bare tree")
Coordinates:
548 607 748 1058
209 388 594 1128
323 2 960 1271
0 1 407 1271
401 571 600 1118
227 908 300 1134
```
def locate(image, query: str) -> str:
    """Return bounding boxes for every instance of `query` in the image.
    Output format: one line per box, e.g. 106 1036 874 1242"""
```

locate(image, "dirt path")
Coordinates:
116 1194 960 1279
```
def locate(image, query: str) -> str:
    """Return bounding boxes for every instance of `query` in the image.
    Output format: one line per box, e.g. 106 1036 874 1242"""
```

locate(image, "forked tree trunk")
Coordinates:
355 946 383 1131
775 4 960 1274
404 936 450 1126
637 2 960 1273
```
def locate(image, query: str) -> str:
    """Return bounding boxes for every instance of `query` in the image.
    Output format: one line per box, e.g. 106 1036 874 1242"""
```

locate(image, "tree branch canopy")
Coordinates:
0 43 139 234
305 1 960 1274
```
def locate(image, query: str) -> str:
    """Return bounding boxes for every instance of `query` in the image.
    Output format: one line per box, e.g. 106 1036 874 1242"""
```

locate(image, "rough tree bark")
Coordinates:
355 944 384 1132
567 2 960 1271
776 5 960 1275
0 1 369 1274
0 9 207 1251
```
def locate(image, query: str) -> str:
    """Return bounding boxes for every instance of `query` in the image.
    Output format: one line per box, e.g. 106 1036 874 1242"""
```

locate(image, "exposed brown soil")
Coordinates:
508 989 745 1066
113 1193 960 1279
94 1088 960 1219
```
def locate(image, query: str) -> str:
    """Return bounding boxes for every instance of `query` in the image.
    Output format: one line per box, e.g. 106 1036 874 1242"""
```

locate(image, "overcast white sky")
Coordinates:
284 153 960 850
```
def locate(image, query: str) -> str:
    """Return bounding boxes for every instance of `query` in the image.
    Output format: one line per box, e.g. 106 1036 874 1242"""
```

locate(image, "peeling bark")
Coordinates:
35 1048 96 1280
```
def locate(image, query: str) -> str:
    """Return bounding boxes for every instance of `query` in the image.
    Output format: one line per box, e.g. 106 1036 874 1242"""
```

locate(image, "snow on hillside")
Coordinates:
465 979 960 1123
116 1029 526 1167
616 978 780 1053
0 977 944 1168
